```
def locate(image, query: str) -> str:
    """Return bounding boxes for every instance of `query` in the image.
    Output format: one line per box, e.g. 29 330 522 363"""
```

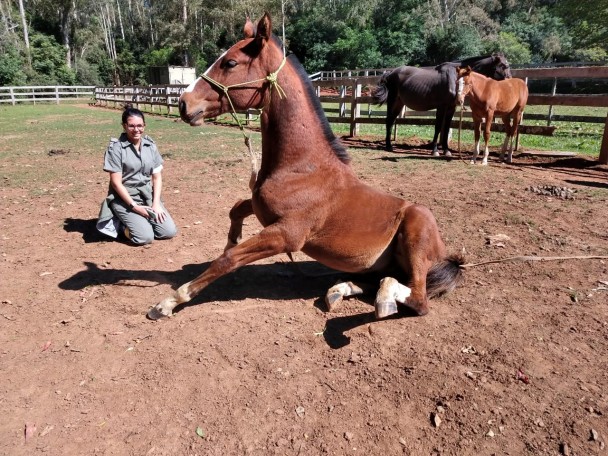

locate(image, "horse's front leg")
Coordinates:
225 198 254 251
439 105 456 157
481 111 495 165
148 226 292 319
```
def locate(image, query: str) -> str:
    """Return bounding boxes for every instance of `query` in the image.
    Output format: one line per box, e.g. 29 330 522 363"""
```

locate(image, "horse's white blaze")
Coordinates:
183 77 201 93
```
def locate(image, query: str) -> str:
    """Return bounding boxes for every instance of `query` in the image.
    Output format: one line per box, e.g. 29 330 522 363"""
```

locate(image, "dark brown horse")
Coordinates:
456 66 528 165
372 54 512 155
147 13 464 321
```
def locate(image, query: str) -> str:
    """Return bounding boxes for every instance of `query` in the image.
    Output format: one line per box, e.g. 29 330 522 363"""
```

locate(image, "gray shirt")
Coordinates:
103 133 164 188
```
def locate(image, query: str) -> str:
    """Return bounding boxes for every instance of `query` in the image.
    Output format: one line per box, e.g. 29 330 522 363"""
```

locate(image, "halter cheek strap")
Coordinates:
197 56 287 185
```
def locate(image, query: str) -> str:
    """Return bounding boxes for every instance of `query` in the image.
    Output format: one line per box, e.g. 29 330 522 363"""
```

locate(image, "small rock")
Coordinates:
486 429 495 438
431 412 441 428
348 352 361 363
533 417 545 427
465 371 476 380
398 437 407 446
344 432 354 441
295 406 305 418
560 442 570 456
436 405 445 414
590 428 599 441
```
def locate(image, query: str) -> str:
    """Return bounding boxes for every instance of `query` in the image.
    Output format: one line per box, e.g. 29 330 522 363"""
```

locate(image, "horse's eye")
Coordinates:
225 59 237 69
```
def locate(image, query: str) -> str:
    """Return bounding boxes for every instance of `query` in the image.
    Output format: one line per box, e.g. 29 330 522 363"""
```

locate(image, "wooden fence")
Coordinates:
0 86 95 104
91 65 608 164
310 65 608 164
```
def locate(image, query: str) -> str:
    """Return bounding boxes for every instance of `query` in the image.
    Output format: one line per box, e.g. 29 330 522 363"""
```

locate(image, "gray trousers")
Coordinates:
111 198 177 245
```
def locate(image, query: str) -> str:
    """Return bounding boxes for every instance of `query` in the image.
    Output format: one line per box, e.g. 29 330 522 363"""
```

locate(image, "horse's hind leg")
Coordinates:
225 198 254 251
385 94 404 151
500 115 513 162
375 277 411 318
376 205 446 318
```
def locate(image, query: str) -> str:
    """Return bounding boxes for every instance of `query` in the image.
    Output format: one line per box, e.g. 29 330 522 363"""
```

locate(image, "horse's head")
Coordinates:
178 13 283 126
491 52 512 80
456 66 473 105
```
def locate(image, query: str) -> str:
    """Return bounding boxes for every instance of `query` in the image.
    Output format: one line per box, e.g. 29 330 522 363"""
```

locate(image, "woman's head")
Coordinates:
122 105 146 144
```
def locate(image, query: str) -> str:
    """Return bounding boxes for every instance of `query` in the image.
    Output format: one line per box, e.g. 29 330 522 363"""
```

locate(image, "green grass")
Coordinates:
322 102 605 157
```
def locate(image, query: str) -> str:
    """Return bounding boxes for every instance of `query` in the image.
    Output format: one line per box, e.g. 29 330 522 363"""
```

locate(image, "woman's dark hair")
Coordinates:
121 104 145 125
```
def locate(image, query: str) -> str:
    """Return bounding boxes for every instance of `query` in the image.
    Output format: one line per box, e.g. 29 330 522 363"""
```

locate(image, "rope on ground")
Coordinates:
461 255 608 269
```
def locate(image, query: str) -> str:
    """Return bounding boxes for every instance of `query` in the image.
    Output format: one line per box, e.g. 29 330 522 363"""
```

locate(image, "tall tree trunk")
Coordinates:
60 6 73 68
17 0 31 66
182 0 189 66
116 0 125 40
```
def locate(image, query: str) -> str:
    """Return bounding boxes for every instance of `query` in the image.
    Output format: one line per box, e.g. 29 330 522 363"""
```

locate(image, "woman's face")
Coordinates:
123 115 146 144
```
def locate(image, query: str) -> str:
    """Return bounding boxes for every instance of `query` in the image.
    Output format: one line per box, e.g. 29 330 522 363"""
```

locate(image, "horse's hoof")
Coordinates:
375 299 398 319
481 161 488 166
386 146 393 152
469 160 476 165
325 292 343 312
147 304 172 320
432 151 440 157
444 151 452 157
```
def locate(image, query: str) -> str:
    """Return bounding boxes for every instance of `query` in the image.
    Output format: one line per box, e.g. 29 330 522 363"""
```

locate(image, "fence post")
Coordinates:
547 77 557 126
600 114 608 164
339 85 346 118
349 80 361 137
10 87 15 106
55 86 60 104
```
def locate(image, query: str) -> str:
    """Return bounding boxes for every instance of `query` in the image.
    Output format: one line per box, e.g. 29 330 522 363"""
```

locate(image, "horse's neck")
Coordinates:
259 63 338 173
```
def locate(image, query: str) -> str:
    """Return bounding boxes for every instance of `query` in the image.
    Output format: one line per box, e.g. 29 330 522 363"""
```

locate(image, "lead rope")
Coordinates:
200 57 287 189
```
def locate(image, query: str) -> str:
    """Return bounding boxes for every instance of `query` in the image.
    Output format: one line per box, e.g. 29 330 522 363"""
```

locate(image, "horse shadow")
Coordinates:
58 260 418 348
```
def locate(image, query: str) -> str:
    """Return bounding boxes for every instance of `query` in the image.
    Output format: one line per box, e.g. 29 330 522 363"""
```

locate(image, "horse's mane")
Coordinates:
276 39 350 164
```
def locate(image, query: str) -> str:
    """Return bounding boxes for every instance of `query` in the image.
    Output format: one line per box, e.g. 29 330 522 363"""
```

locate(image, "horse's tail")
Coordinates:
371 71 391 106
426 253 465 298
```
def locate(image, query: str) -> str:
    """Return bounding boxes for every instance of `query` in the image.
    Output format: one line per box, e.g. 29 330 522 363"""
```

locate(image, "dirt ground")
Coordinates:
1 122 608 456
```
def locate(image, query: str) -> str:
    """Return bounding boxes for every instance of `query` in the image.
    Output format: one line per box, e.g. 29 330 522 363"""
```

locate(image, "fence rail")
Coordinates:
0 86 95 104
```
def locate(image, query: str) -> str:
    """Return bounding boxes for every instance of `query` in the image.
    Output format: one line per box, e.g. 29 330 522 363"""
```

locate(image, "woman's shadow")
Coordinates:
63 217 113 243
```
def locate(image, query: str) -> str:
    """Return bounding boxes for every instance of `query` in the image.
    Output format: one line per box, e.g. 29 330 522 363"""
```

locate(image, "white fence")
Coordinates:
0 86 95 105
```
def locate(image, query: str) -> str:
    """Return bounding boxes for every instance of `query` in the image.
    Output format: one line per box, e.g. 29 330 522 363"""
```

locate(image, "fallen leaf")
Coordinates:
196 427 205 438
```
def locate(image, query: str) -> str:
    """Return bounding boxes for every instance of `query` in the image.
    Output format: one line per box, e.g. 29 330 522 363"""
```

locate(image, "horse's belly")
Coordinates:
302 238 394 273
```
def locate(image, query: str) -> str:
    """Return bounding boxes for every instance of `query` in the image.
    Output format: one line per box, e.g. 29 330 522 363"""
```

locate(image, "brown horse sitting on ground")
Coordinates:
147 13 464 321
457 66 529 165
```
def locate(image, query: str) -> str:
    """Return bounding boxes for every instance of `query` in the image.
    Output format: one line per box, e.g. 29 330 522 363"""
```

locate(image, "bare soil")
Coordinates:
1 127 608 456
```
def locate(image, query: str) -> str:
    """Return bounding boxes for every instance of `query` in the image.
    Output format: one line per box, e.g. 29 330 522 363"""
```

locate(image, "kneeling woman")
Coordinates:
97 106 177 245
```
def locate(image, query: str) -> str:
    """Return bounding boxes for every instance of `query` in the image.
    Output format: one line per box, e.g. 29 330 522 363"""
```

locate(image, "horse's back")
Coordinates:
393 66 453 110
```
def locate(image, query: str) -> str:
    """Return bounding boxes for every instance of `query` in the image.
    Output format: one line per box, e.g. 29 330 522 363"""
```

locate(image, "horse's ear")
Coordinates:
243 16 255 39
255 12 272 47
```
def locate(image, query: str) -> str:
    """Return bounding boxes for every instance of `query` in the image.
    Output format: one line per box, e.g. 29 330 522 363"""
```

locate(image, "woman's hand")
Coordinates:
132 204 152 219
151 202 167 223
